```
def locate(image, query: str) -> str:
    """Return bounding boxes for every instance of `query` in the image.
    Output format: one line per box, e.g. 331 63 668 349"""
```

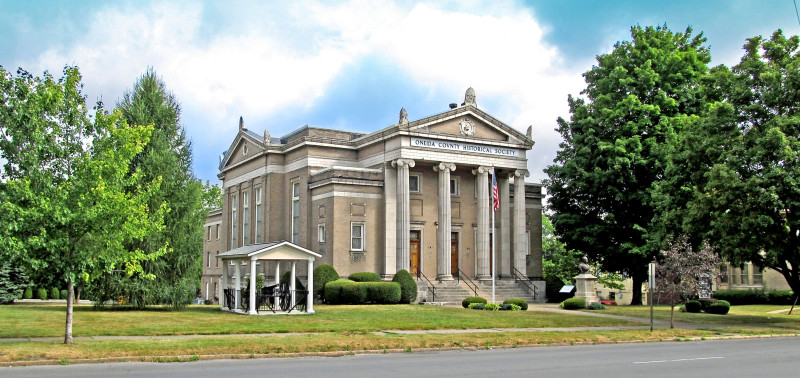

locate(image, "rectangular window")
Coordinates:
409 174 421 193
242 191 250 245
231 194 238 249
206 252 210 268
207 226 211 241
350 222 365 251
216 225 220 240
318 224 326 243
215 251 219 268
292 181 300 244
255 188 262 243
718 264 728 284
450 177 459 196
752 264 763 286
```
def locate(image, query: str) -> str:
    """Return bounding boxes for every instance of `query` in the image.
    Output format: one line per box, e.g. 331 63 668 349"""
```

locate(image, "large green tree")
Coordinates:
0 66 167 343
87 69 205 309
544 25 712 304
660 30 800 298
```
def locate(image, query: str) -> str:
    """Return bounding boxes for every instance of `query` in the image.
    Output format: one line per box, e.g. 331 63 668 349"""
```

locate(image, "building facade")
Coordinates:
200 88 545 303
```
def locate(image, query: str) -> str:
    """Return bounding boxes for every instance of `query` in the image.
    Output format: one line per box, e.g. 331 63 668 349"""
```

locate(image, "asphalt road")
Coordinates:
4 337 799 377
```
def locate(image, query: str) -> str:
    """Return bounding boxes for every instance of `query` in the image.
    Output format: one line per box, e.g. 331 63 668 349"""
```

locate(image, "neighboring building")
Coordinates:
200 88 545 303
715 262 791 291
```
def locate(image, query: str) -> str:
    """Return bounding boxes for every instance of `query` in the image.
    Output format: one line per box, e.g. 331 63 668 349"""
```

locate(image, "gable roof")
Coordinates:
218 241 322 260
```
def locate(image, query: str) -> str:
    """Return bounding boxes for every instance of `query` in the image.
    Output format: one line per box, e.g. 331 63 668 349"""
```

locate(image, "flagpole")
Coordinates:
491 167 496 304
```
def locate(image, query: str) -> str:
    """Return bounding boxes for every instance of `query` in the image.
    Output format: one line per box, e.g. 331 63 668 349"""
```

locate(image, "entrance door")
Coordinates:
410 230 421 277
450 232 459 276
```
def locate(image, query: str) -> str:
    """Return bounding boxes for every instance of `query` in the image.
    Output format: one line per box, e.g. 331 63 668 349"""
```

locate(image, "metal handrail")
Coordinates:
457 268 479 297
512 267 539 301
417 271 436 303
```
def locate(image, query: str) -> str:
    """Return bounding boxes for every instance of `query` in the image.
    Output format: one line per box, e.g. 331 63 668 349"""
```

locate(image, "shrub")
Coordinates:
468 303 485 310
484 303 500 311
392 269 417 304
712 289 766 305
50 287 60 300
0 263 28 304
23 288 32 299
37 288 48 300
462 296 487 308
313 264 340 301
503 298 528 311
587 302 606 310
497 303 521 311
705 299 731 315
678 305 686 312
685 300 702 313
508 304 521 311
324 279 366 304
767 290 794 305
698 298 718 311
60 289 68 300
561 298 586 310
365 282 401 304
280 271 306 291
348 272 382 282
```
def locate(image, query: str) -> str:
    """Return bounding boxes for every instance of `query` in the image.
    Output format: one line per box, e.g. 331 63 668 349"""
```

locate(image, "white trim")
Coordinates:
223 167 266 188
350 221 365 252
409 173 422 193
203 220 223 227
311 191 383 201
318 224 326 243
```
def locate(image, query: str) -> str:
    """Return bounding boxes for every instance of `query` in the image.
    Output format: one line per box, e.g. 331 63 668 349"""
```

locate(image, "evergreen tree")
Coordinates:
88 69 204 309
545 25 712 304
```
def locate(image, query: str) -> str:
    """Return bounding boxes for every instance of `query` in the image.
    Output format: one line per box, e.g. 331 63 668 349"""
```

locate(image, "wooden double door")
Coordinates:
408 231 459 277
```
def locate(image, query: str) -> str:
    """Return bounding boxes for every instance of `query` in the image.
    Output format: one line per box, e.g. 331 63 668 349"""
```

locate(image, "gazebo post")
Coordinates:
290 261 296 311
221 260 228 310
234 259 241 311
249 257 257 314
275 262 281 285
307 258 314 313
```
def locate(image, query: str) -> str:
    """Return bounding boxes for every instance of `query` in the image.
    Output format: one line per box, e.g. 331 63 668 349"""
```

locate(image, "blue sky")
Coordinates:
1 0 798 185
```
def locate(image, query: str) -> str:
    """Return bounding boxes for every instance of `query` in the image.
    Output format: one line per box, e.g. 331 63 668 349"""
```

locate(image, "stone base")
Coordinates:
574 273 599 306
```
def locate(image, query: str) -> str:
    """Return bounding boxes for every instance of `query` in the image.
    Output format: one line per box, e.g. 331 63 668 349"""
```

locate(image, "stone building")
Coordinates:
200 88 545 304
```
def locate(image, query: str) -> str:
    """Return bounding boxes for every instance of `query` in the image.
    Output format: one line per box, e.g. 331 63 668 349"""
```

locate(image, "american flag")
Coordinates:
492 171 499 212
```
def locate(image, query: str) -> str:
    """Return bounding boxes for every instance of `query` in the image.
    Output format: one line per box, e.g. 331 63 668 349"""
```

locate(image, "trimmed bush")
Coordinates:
50 288 60 300
705 299 731 315
712 289 766 305
392 269 417 304
313 264 340 301
503 298 528 311
348 272 382 282
685 300 702 313
561 298 586 310
324 279 366 304
462 296 487 308
60 289 68 300
280 271 306 291
365 282 401 304
587 302 606 310
767 290 795 305
484 303 500 311
23 288 32 299
36 288 48 300
678 305 686 312
468 303 485 310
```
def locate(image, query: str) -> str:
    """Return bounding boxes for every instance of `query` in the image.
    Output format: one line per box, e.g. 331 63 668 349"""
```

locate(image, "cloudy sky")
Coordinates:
2 0 798 185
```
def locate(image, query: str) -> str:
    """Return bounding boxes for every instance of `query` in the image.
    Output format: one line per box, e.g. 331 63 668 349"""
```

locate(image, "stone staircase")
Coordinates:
475 280 544 304
415 278 545 305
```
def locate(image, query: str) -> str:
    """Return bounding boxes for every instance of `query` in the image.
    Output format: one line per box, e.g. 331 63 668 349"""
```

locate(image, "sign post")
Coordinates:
648 262 656 332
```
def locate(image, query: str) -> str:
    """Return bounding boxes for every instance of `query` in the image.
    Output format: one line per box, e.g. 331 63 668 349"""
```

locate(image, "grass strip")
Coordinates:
598 305 800 329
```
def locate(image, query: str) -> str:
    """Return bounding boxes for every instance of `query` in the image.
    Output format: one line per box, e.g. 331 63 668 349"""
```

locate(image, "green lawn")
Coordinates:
599 305 800 329
0 303 635 338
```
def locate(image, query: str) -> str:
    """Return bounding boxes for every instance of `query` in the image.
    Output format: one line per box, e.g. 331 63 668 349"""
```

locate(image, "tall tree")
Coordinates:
664 30 800 299
544 25 712 304
0 66 167 343
88 69 204 309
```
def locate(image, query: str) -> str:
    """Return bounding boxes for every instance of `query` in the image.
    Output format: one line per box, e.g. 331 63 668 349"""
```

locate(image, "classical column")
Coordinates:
392 159 415 272
307 259 315 313
473 166 492 280
383 163 397 279
234 260 241 311
513 169 530 275
499 173 511 279
290 261 297 312
221 262 228 310
248 258 257 314
435 162 456 281
275 262 281 285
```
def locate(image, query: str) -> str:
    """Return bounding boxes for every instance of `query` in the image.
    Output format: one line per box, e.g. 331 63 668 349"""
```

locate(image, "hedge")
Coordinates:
503 298 528 311
705 300 731 315
348 272 382 282
713 289 795 305
561 298 585 310
392 269 417 304
685 300 702 313
313 264 339 301
462 296 487 308
323 279 401 304
587 302 606 310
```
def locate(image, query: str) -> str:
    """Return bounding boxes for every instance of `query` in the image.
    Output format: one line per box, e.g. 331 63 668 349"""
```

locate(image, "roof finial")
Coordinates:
526 125 532 140
399 107 409 126
263 129 271 145
239 116 245 131
464 87 476 107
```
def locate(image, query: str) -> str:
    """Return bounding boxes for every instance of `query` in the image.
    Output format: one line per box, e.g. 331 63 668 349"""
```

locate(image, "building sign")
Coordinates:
410 137 519 157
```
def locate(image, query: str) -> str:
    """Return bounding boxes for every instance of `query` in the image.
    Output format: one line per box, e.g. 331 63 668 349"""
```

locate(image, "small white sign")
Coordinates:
411 137 520 157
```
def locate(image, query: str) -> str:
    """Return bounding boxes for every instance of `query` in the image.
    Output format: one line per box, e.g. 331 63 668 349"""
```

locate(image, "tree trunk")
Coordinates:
65 280 73 344
631 273 644 305
670 305 675 329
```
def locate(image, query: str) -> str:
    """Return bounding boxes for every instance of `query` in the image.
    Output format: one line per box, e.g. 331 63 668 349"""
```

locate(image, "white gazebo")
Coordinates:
218 241 321 315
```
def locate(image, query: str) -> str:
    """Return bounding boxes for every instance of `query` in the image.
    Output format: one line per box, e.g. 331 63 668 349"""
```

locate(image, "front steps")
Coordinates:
416 278 545 305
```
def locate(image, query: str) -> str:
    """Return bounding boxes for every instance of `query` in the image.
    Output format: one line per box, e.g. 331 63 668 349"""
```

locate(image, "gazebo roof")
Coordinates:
218 241 321 261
